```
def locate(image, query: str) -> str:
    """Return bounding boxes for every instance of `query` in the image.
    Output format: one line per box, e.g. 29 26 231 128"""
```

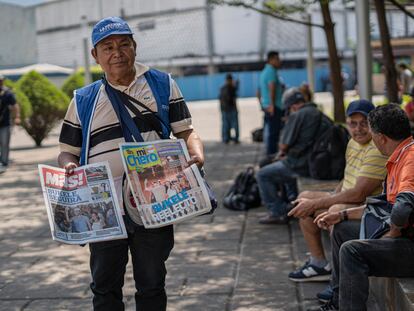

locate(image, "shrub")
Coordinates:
17 71 70 146
61 72 84 98
3 79 32 122
61 66 104 98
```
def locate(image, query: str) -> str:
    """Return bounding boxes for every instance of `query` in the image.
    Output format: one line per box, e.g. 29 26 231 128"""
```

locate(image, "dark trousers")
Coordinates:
331 221 414 310
339 236 414 311
89 213 174 311
263 109 282 155
330 220 360 307
221 109 239 143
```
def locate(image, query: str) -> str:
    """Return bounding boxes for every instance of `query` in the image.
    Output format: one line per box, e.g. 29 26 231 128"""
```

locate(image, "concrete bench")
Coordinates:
369 277 414 311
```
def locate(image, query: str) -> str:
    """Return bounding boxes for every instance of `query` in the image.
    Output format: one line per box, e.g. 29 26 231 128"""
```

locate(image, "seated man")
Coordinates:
311 104 414 311
256 88 332 224
287 100 387 285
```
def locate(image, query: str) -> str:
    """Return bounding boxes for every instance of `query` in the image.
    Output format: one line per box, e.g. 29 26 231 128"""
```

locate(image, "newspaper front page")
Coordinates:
120 139 212 228
38 162 127 244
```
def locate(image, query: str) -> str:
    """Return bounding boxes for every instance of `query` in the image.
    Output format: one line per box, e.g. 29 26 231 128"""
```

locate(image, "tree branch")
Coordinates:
388 0 414 19
209 0 324 28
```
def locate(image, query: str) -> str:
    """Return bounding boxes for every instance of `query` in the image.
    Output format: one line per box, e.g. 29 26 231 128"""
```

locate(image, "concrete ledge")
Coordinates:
370 277 414 311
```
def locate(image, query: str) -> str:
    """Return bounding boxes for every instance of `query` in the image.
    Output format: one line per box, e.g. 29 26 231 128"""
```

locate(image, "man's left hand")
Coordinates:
187 155 204 169
288 198 317 218
14 117 21 126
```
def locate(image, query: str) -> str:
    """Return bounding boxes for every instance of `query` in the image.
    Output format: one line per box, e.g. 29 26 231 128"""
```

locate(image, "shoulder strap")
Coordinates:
120 92 170 131
74 80 103 165
103 80 144 143
144 69 171 138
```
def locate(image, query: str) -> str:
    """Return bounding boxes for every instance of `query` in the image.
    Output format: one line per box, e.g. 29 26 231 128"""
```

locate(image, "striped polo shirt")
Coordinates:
59 62 193 225
342 138 388 194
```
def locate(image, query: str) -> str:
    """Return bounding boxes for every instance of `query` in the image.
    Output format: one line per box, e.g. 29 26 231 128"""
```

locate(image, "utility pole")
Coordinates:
81 15 92 85
306 13 315 92
206 1 216 75
355 0 372 100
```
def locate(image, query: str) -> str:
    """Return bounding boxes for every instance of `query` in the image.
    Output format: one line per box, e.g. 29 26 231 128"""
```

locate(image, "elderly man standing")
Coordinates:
58 17 204 311
287 100 387 290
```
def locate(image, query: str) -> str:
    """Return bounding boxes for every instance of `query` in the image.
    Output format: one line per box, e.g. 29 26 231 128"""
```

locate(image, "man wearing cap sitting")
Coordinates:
287 100 387 299
57 17 204 311
256 88 331 224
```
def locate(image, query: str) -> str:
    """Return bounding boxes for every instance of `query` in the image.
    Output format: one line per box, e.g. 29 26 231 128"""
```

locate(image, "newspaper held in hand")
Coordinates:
38 162 127 244
120 139 212 228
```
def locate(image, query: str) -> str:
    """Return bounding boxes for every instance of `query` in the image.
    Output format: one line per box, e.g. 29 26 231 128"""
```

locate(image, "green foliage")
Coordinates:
17 71 70 146
61 72 84 98
62 66 105 98
3 79 32 121
77 65 104 82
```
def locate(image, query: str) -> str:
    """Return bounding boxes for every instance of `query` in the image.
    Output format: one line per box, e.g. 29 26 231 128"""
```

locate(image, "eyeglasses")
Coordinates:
346 120 369 129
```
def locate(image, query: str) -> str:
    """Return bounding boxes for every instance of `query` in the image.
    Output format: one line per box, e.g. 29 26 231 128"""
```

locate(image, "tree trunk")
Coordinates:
374 0 399 103
320 1 345 123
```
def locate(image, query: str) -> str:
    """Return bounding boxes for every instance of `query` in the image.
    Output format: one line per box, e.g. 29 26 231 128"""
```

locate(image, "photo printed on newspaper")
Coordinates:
38 162 127 244
120 139 212 228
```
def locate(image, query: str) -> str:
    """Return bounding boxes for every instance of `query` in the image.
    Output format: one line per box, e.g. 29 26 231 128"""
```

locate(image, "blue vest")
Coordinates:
75 68 171 165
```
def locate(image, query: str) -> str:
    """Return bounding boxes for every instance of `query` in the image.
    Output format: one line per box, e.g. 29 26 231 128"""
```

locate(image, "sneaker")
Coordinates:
317 285 333 303
258 214 289 225
289 261 331 282
0 163 7 174
307 300 338 311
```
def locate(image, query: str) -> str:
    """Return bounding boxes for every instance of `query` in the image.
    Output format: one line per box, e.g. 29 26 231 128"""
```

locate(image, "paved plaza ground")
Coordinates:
0 97 333 311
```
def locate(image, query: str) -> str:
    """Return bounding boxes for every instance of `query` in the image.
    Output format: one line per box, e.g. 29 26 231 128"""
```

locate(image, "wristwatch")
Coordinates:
340 210 348 221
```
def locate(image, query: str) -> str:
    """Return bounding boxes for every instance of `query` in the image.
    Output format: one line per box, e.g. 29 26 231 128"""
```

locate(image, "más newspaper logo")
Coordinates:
42 167 87 190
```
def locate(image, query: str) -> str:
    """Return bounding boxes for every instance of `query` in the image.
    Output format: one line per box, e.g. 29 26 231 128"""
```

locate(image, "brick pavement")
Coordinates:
0 98 330 311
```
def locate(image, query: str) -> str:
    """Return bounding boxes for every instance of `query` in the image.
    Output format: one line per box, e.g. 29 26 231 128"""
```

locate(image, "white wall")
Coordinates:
0 3 37 68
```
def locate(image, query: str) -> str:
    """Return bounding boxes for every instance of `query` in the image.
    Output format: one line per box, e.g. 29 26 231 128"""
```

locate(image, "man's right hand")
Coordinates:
58 152 80 175
64 162 79 175
266 105 274 116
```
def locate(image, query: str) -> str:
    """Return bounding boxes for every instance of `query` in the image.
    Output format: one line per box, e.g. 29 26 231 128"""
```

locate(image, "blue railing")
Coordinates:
174 66 353 101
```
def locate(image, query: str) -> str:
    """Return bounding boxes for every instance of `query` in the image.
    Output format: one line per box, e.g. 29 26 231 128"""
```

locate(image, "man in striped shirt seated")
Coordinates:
57 17 204 311
287 100 387 288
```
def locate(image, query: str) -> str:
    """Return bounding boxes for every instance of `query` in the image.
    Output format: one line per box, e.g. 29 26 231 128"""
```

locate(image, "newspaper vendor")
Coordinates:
57 16 204 311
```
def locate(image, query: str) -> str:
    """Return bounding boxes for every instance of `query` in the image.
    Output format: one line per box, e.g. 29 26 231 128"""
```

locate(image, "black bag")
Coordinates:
251 128 263 142
308 124 349 180
223 167 261 211
360 194 392 239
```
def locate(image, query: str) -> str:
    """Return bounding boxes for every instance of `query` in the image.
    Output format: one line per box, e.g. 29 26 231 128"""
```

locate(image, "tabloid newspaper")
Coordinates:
38 162 127 244
120 139 212 228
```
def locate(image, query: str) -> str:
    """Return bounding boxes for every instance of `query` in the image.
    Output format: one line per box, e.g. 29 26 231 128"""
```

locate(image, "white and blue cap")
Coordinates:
283 87 305 109
92 16 133 47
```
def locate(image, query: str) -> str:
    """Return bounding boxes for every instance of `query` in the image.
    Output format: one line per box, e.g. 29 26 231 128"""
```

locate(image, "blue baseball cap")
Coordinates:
92 16 133 47
346 99 375 117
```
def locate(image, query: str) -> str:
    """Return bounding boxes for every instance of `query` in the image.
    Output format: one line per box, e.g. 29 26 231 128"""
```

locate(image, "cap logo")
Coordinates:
99 23 124 33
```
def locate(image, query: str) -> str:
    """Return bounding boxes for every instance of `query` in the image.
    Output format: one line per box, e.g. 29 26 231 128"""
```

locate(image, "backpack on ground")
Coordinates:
251 127 263 142
308 124 349 180
223 166 261 211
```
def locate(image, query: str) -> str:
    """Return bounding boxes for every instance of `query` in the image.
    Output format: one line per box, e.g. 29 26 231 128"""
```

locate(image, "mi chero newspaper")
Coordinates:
38 162 127 244
120 139 212 228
